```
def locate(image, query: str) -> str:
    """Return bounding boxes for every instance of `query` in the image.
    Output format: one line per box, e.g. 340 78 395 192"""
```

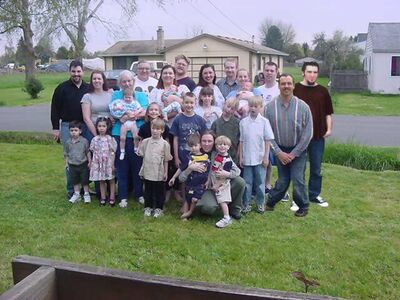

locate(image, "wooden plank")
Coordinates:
10 255 344 300
0 266 56 300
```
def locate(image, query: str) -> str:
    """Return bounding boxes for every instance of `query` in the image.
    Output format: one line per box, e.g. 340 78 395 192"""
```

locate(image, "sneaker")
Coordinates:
310 196 329 207
119 199 128 208
144 207 152 217
281 192 290 202
83 193 91 204
119 151 125 160
153 208 163 218
290 201 299 212
256 204 265 214
295 208 309 217
241 205 252 214
138 196 145 205
69 192 81 203
215 216 232 228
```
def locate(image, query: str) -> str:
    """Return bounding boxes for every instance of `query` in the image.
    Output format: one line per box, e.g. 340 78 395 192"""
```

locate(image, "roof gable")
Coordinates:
368 23 400 53
102 39 185 56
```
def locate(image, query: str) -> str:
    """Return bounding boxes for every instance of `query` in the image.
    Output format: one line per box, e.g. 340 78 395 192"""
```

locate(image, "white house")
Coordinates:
364 23 400 94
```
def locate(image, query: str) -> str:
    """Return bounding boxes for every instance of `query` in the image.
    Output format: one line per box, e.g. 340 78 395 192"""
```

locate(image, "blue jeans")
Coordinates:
242 164 266 207
267 147 309 209
307 138 325 201
114 136 143 200
61 121 90 195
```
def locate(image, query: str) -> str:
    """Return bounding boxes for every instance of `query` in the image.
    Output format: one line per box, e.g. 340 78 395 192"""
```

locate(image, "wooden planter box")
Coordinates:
0 255 344 300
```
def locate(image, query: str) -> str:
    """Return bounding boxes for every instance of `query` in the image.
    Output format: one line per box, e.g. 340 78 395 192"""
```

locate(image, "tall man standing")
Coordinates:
293 62 333 208
175 54 196 92
51 60 89 197
216 58 239 98
257 61 280 107
265 74 313 217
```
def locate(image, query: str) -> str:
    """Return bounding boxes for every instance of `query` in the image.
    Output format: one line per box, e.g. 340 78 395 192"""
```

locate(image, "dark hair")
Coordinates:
95 117 112 135
183 92 196 102
156 65 177 89
301 61 320 72
199 86 215 106
187 133 201 147
69 60 83 70
69 120 82 129
264 61 278 71
278 73 295 85
88 70 108 92
198 64 216 87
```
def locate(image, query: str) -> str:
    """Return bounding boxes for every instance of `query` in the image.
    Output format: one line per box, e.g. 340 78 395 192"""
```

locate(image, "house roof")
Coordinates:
356 33 367 43
101 39 185 57
368 23 400 53
165 33 288 56
101 33 288 57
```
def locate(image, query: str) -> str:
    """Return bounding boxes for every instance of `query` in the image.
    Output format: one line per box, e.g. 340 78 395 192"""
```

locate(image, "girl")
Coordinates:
138 118 173 217
89 117 118 206
194 86 222 129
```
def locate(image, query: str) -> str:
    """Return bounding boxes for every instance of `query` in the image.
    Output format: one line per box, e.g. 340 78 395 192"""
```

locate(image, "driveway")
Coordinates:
0 104 399 147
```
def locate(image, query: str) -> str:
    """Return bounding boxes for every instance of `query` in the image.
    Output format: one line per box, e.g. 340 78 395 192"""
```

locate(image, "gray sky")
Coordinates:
1 0 399 54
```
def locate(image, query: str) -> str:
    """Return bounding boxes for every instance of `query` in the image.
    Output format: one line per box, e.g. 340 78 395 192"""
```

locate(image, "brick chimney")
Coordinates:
157 26 165 51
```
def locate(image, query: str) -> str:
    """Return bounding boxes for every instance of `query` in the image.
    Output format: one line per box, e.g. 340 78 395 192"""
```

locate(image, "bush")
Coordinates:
0 131 55 145
24 77 44 99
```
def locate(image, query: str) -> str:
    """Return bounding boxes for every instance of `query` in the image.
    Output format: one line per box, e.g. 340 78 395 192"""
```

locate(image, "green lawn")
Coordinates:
0 142 399 299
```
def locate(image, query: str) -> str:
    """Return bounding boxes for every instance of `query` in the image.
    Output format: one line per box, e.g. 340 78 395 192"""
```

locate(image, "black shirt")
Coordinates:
51 79 89 129
138 121 170 140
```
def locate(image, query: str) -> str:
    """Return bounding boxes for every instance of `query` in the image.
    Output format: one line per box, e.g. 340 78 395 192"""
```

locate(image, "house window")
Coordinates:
391 56 400 76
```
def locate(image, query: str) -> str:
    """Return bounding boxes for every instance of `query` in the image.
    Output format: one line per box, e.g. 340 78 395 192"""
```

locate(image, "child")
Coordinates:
64 121 91 204
161 84 182 121
170 92 207 169
194 86 222 129
138 118 172 218
169 134 209 220
234 81 254 119
209 135 234 228
109 87 144 160
239 96 274 213
89 117 117 206
211 98 240 165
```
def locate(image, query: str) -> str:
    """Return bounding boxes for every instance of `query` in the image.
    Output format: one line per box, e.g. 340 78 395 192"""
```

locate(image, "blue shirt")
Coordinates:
170 113 207 152
111 90 148 137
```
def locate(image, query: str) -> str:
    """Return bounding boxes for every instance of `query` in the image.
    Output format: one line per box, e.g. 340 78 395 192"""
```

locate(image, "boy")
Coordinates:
239 96 274 213
209 135 234 228
64 121 92 204
211 98 240 165
109 87 144 160
170 92 207 169
169 134 209 219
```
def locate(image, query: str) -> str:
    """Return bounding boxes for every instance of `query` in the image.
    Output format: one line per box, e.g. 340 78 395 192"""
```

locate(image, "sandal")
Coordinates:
100 199 107 206
109 199 116 207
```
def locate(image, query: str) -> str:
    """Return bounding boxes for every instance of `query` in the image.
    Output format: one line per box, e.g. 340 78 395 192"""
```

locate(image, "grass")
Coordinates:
0 142 399 299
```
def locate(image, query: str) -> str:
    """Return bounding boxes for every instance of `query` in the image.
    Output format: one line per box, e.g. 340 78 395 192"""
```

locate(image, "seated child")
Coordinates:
109 87 144 160
169 134 209 220
209 135 234 228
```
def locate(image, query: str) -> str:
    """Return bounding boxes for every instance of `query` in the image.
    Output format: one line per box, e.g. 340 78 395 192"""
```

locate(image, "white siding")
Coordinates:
369 53 400 94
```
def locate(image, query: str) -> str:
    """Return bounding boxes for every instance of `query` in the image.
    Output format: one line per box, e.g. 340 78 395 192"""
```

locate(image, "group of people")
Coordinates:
51 56 333 228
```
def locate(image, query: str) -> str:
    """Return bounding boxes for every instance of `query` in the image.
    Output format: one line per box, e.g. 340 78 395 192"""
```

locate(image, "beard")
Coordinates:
306 80 316 86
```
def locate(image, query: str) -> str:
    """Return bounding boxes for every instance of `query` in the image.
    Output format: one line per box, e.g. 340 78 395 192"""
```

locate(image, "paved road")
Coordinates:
0 104 399 147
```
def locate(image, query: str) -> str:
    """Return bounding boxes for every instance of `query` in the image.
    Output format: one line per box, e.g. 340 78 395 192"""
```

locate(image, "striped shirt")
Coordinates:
264 96 313 157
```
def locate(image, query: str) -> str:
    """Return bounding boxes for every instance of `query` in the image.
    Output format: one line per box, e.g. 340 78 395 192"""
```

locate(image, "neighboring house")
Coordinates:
101 27 288 82
295 57 323 67
354 33 367 63
364 22 400 94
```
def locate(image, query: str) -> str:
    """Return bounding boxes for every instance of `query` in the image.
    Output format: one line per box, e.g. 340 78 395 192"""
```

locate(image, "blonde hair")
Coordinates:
248 96 263 107
215 135 232 146
151 118 165 130
144 102 162 122
123 87 134 97
225 97 239 110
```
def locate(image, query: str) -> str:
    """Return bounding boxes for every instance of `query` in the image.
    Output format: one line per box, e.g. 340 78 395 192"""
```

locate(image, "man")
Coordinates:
175 54 196 91
264 74 313 217
258 61 288 200
216 58 239 98
133 60 158 96
51 60 89 196
293 61 333 209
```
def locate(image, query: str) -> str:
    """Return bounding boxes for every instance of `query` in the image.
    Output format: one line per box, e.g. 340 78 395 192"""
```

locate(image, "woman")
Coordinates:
194 86 222 129
193 64 225 109
178 130 245 220
110 70 148 208
81 70 113 141
226 68 262 99
149 65 189 125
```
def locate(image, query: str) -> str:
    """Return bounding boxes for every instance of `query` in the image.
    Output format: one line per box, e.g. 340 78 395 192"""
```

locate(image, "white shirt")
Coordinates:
256 84 280 107
193 85 225 109
134 76 158 96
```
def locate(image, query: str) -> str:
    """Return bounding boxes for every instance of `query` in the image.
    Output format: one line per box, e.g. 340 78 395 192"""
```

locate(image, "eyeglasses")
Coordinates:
176 63 188 67
138 68 150 71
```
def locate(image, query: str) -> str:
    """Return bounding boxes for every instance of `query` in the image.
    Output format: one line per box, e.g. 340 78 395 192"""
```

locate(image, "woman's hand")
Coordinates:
214 169 230 179
188 162 207 173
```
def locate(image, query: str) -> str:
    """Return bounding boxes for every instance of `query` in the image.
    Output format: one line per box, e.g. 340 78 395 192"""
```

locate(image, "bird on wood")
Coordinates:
292 271 320 293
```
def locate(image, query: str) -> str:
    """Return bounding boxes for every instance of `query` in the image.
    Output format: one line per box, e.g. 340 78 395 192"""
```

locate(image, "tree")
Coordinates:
259 18 296 51
56 46 70 59
34 36 54 64
0 43 15 66
263 25 283 51
45 0 164 59
0 0 42 80
285 43 304 63
15 36 28 65
302 42 310 57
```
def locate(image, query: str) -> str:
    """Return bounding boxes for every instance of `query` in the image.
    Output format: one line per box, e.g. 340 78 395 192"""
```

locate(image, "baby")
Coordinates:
235 81 254 119
161 85 182 121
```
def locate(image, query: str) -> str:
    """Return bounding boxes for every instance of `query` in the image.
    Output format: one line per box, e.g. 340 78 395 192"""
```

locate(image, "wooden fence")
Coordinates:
330 70 368 92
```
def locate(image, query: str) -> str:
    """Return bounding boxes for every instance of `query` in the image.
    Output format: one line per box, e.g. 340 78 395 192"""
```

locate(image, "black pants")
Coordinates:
144 180 166 209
